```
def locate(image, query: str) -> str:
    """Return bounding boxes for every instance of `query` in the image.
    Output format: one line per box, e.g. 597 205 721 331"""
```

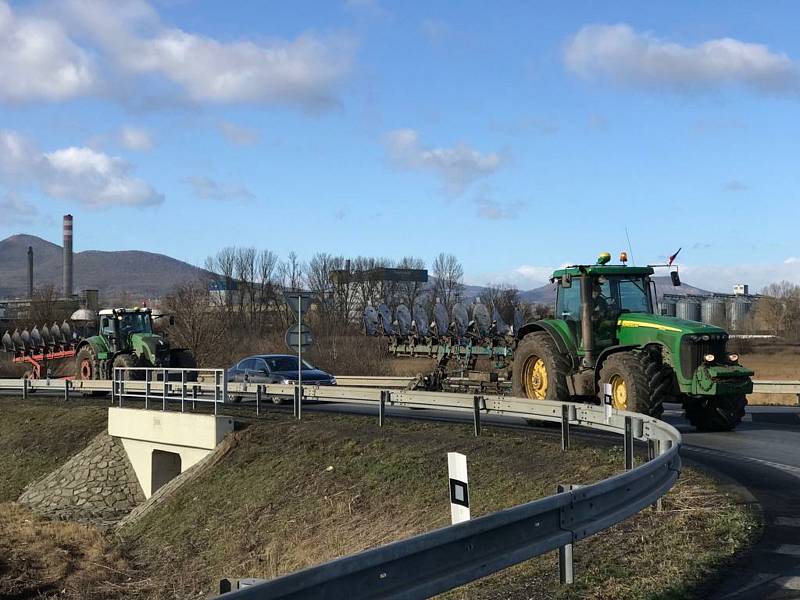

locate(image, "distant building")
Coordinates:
208 279 238 305
733 284 749 296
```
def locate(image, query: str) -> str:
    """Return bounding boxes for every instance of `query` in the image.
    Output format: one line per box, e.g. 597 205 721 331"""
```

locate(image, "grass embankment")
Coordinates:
0 399 757 599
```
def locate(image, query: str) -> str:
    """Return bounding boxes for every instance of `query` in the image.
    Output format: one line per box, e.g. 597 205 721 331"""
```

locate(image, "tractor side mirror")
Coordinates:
561 273 572 289
670 271 681 287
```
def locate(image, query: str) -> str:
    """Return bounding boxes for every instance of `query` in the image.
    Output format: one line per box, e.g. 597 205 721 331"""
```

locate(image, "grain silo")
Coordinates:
659 296 677 317
727 297 753 332
676 297 701 322
701 297 727 328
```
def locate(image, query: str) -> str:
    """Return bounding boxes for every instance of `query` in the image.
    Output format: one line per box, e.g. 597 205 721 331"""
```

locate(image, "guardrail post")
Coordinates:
557 483 575 585
624 416 633 470
64 378 70 401
145 369 150 409
651 439 664 511
473 395 482 437
22 377 28 400
192 383 197 410
222 371 228 407
162 369 167 411
295 385 303 420
561 404 570 450
181 371 186 413
379 390 387 427
256 385 262 416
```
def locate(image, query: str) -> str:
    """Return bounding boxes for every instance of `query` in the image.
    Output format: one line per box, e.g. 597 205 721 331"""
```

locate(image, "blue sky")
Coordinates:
1 0 799 292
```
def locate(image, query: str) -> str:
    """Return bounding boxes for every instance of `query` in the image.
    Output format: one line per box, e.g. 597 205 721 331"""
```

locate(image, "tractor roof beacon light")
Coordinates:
597 252 611 265
620 251 628 264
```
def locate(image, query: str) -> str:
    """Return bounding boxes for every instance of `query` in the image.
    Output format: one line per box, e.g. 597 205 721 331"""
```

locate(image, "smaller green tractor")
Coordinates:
75 307 196 383
512 253 754 431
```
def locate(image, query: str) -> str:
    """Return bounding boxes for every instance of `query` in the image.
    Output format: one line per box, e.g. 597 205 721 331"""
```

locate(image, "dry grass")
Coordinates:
119 414 756 600
0 398 107 502
0 503 146 599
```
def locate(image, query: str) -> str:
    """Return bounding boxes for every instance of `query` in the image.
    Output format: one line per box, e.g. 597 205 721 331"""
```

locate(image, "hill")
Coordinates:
0 235 206 300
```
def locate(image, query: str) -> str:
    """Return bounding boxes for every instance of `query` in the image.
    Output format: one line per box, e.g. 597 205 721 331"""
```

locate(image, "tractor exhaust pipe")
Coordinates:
580 275 595 367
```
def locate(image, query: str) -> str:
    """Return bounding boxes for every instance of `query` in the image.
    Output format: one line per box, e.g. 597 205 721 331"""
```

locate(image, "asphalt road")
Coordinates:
662 403 800 599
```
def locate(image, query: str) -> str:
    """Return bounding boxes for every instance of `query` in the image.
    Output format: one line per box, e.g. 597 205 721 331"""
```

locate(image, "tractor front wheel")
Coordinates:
512 332 570 401
597 351 666 418
683 394 747 431
112 353 140 380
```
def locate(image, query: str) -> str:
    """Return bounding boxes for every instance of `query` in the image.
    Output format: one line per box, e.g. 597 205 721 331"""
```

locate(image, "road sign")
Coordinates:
283 291 314 315
285 324 313 352
448 452 470 524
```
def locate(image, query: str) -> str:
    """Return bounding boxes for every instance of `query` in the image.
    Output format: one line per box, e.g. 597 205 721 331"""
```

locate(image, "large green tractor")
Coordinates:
74 307 196 384
512 254 753 431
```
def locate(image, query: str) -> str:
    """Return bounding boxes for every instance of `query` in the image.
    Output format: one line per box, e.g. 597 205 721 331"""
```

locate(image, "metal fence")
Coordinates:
111 367 228 414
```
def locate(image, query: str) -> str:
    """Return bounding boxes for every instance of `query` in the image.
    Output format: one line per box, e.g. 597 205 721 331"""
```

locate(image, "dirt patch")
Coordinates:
740 351 800 405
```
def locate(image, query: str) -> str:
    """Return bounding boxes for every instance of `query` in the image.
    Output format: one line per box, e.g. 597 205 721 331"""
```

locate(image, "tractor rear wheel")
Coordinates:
683 394 747 431
170 349 198 382
512 332 570 401
597 350 666 418
76 346 106 397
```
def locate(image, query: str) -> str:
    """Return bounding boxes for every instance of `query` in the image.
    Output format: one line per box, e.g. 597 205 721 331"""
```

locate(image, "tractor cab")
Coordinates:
552 257 657 366
98 308 154 353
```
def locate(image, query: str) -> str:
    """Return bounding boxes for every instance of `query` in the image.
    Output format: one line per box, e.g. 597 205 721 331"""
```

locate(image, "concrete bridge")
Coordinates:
108 407 234 498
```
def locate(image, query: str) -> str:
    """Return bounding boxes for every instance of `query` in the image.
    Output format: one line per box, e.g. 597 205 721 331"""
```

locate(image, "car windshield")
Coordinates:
118 312 152 335
263 356 315 371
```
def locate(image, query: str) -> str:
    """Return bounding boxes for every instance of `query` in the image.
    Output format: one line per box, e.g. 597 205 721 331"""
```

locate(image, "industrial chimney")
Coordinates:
63 214 73 298
27 246 33 298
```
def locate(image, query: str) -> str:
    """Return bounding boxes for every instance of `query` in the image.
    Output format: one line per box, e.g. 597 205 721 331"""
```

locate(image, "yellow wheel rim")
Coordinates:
524 356 548 400
610 374 628 410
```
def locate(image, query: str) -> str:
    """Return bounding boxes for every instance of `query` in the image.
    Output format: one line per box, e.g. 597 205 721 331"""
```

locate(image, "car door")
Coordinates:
247 359 270 383
234 358 255 382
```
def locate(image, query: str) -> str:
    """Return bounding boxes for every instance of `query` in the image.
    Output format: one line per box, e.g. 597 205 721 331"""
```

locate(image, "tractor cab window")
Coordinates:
117 313 152 337
100 316 115 337
617 278 652 313
556 280 581 321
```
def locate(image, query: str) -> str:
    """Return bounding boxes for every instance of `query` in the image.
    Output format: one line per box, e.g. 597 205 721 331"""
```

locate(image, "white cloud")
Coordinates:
120 126 153 150
0 130 162 208
671 262 800 293
384 129 503 193
0 191 38 225
185 176 255 202
564 24 800 94
723 180 748 192
217 121 261 146
0 1 96 102
473 189 524 221
0 0 353 109
467 264 555 290
784 257 799 264
58 0 354 108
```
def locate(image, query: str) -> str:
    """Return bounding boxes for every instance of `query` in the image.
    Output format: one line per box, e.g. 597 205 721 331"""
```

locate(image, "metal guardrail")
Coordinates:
0 372 683 598
6 374 797 597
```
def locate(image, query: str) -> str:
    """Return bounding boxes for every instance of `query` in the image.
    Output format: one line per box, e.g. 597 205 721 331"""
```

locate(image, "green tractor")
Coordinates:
512 253 753 431
74 307 196 384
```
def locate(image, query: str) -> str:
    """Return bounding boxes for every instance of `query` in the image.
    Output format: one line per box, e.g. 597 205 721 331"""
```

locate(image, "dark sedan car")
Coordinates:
227 354 336 402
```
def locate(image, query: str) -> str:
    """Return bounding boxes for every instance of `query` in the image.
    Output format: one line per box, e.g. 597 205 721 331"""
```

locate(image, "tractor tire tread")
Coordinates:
684 394 747 431
512 331 570 401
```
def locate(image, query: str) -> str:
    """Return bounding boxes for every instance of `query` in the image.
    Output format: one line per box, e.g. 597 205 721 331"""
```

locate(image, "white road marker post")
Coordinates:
603 382 613 422
448 452 470 524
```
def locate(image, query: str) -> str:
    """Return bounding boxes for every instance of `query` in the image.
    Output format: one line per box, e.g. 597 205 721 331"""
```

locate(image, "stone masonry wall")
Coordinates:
18 432 145 525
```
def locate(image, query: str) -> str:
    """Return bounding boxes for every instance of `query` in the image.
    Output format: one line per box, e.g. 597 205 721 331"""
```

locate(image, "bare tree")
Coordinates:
432 253 464 313
29 284 61 324
754 281 800 339
165 282 222 367
397 256 427 309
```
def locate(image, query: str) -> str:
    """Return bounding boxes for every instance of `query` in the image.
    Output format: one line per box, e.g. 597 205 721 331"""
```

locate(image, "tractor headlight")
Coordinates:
703 353 715 362
728 353 739 362
701 335 710 341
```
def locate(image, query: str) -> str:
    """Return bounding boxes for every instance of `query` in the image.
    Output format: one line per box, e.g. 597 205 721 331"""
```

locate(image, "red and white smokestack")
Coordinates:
63 214 73 298
27 245 33 298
